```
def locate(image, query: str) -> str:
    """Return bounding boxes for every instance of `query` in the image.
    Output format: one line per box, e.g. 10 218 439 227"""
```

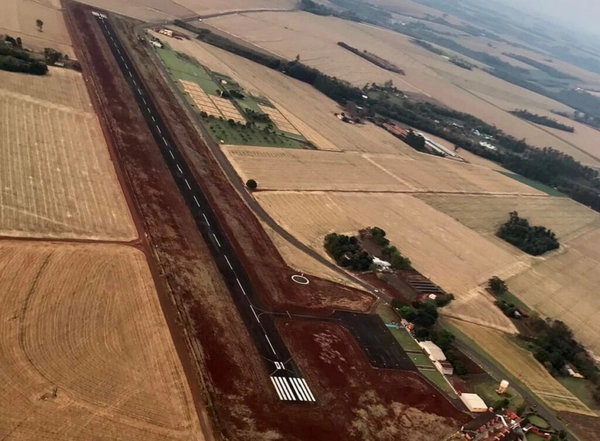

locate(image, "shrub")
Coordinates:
246 179 258 190
488 276 508 295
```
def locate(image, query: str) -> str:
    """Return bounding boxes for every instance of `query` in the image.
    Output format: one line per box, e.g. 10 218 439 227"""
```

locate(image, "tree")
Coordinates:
492 398 509 411
200 111 208 118
246 179 257 190
453 360 468 376
36 19 44 32
488 276 508 295
16 37 22 47
398 306 416 322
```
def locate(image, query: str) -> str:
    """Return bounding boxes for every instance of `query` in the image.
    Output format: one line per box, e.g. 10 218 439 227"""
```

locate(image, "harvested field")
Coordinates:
417 194 600 243
0 0 74 57
278 319 470 440
223 145 546 194
449 320 595 416
507 228 600 358
258 103 301 135
255 191 522 307
210 95 245 122
0 241 202 439
75 0 195 22
180 80 220 115
0 68 135 241
161 36 417 154
558 412 600 440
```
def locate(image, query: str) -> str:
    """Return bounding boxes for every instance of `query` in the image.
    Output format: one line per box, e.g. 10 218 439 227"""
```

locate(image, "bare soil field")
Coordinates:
254 191 522 301
417 194 600 243
507 228 600 358
161 35 417 154
0 68 136 241
0 241 202 440
0 0 74 56
205 11 600 168
223 145 545 194
449 319 595 416
278 319 470 440
558 412 600 440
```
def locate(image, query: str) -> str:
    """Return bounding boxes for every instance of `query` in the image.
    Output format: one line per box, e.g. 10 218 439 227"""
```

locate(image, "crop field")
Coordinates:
1 0 74 57
180 80 220 115
417 194 600 243
0 241 202 439
163 36 417 154
76 0 195 22
258 103 301 135
449 320 596 416
507 228 600 358
0 69 135 241
211 95 245 122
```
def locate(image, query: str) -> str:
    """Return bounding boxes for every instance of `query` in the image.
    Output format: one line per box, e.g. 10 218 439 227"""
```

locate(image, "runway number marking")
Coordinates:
274 361 284 370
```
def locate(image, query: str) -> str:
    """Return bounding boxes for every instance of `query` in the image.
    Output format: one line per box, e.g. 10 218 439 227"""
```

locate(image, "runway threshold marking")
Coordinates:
269 376 316 402
270 377 285 400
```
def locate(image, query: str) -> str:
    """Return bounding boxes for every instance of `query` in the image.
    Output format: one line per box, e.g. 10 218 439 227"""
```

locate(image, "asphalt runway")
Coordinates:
93 12 316 403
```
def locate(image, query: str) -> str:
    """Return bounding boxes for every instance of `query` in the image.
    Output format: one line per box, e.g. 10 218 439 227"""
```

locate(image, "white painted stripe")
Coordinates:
235 278 246 296
273 377 292 400
265 334 277 356
151 115 156 122
280 377 296 400
157 126 161 134
120 55 125 62
116 48 121 54
132 79 137 86
212 233 221 247
142 98 147 105
137 88 142 95
184 179 191 189
270 377 285 400
299 379 316 401
250 304 260 322
202 213 210 226
146 107 151 113
162 137 168 146
224 255 233 270
176 164 183 174
128 71 132 77
169 151 175 159
294 378 312 401
289 378 307 401
193 196 200 207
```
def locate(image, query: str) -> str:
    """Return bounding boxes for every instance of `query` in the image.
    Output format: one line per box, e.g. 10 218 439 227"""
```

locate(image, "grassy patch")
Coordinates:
558 377 600 413
499 172 564 196
495 290 532 313
420 369 456 395
410 352 434 367
376 303 399 324
389 327 423 352
528 414 551 429
526 433 547 441
155 45 219 95
204 117 306 148
471 375 524 410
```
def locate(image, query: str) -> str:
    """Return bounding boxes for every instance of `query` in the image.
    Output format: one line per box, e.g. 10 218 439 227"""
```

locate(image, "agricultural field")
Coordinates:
0 68 136 241
417 194 600 243
448 319 596 416
223 145 546 195
507 228 600 358
161 35 417 154
254 190 524 329
258 103 301 135
75 0 195 22
1 0 74 57
205 11 600 168
0 241 202 439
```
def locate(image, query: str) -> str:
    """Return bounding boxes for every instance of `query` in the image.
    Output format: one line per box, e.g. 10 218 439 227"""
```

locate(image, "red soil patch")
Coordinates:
558 412 600 440
278 319 470 440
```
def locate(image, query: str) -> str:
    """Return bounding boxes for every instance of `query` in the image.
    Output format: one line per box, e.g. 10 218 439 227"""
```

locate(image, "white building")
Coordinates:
460 393 488 413
434 360 454 375
372 257 391 270
419 341 446 361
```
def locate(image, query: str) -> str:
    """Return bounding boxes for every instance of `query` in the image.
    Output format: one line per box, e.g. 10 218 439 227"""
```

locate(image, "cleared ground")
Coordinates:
0 241 202 440
449 320 596 416
507 228 600 358
0 69 136 241
0 0 74 57
161 35 417 154
255 190 521 329
417 194 600 243
223 145 545 194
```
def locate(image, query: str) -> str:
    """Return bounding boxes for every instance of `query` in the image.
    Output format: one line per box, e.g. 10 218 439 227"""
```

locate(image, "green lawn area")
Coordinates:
410 352 433 367
420 369 456 395
528 414 550 429
526 432 547 441
155 45 219 95
499 172 563 196
389 327 422 352
204 116 306 148
495 290 532 313
558 377 600 413
471 375 524 409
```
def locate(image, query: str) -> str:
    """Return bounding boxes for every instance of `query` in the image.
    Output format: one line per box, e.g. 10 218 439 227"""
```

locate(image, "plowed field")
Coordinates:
0 241 202 440
0 68 135 241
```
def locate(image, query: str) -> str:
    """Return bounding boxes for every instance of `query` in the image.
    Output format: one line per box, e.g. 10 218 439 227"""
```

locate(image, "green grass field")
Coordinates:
389 328 423 352
558 377 600 413
410 352 433 367
376 303 399 324
471 375 524 409
499 172 563 196
528 414 551 429
420 369 456 395
204 117 306 148
155 45 219 95
495 290 532 313
526 432 547 441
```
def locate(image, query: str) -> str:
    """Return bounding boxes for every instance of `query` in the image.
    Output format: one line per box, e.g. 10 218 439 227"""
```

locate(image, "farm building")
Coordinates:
434 360 454 375
459 393 488 413
419 341 446 361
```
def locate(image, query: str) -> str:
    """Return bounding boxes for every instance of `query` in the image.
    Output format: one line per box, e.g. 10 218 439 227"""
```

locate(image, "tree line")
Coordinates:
509 109 575 132
337 42 405 75
496 211 560 256
0 44 48 75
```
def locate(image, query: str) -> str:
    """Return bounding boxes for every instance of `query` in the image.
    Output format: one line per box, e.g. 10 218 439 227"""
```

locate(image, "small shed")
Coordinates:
460 393 488 413
434 360 454 375
419 341 446 362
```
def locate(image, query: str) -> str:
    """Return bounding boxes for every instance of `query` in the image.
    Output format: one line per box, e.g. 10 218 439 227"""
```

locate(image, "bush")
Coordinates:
324 232 372 271
488 276 508 295
496 211 560 255
246 179 257 190
398 305 416 322
492 398 509 411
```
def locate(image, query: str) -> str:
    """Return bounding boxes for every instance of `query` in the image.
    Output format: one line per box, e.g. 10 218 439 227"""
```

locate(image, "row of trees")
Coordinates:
0 45 48 75
509 109 574 132
496 211 560 256
358 227 412 270
324 233 372 271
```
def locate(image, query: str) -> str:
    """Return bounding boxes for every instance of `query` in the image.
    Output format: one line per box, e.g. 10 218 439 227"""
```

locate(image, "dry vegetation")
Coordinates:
449 319 596 416
0 68 135 241
0 241 203 440
417 194 600 242
74 0 195 22
0 0 74 57
507 228 600 358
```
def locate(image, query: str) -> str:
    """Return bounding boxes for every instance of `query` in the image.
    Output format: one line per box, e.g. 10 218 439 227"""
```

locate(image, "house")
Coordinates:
434 360 454 375
419 341 446 361
459 393 488 413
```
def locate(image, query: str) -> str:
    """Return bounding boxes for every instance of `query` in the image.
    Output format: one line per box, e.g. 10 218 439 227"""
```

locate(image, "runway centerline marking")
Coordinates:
224 255 233 270
265 334 278 356
156 126 161 134
193 196 200 207
184 179 191 189
176 164 183 174
162 137 168 146
212 233 221 247
151 115 156 122
236 278 247 296
202 213 210 227
142 98 147 105
169 150 175 159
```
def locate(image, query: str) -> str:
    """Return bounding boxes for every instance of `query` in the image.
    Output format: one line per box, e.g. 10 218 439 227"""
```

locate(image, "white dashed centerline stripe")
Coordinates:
157 126 161 134
264 334 278 356
184 179 191 189
212 233 221 247
162 137 168 146
142 98 147 105
224 255 233 270
120 55 125 62
176 164 183 174
250 304 260 322
235 278 247 297
202 213 210 226
169 150 175 159
270 377 285 400
128 71 132 77
151 115 156 122
116 48 121 54
137 88 142 95
132 79 137 86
